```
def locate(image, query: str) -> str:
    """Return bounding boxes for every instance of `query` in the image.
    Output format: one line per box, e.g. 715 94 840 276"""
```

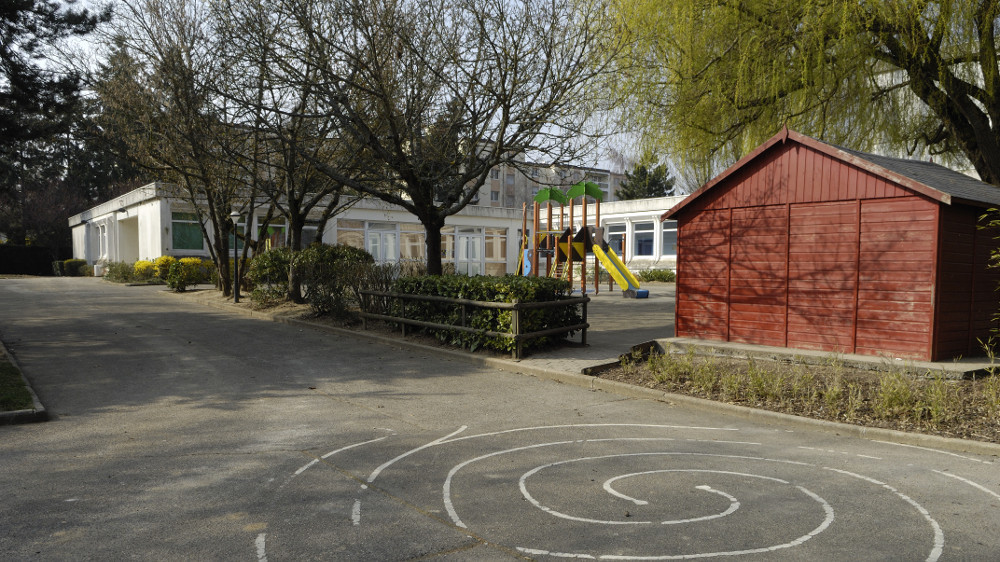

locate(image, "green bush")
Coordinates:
246 246 294 306
295 244 375 315
636 269 676 283
103 261 135 283
63 259 87 276
166 259 204 292
389 274 581 353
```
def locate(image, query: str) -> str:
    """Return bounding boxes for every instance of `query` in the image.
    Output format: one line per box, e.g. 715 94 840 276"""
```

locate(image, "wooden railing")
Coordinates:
359 290 589 359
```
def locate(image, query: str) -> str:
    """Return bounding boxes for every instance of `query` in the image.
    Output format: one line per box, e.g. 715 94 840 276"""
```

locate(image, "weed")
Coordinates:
919 373 958 425
845 383 865 420
874 371 916 419
822 375 843 412
690 358 717 394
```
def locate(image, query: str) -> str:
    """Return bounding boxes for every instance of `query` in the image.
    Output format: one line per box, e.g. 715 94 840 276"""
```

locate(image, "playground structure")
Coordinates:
519 181 648 298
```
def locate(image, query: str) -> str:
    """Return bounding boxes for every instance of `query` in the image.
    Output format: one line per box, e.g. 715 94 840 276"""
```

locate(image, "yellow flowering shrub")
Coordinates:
133 260 155 280
153 256 177 279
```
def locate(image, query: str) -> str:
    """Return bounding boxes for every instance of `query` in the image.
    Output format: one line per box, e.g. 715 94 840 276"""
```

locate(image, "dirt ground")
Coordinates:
597 353 1000 445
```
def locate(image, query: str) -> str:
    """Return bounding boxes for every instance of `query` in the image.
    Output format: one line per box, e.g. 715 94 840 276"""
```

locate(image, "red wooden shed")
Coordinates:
663 129 1000 361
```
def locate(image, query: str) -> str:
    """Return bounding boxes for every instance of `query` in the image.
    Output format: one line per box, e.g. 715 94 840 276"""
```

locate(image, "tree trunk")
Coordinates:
287 213 305 303
423 215 446 275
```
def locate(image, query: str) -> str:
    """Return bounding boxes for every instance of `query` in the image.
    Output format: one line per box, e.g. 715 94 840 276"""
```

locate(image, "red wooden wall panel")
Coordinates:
786 201 859 352
854 199 936 358
729 206 788 345
676 209 730 340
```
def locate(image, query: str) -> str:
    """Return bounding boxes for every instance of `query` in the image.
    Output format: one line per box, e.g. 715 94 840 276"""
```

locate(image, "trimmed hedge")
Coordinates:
295 244 375 315
63 259 87 276
388 275 582 353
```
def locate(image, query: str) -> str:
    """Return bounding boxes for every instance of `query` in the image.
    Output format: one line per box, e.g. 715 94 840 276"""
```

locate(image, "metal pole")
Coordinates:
230 211 241 303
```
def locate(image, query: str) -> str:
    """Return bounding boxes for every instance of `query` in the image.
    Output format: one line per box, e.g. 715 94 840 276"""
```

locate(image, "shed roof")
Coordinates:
663 128 1000 220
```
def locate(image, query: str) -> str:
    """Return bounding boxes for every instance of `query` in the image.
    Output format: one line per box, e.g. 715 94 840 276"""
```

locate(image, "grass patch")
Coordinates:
602 348 1000 443
0 354 33 412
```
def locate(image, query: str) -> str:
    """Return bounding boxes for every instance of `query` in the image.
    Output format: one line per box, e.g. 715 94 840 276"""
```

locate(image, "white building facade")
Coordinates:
69 184 679 276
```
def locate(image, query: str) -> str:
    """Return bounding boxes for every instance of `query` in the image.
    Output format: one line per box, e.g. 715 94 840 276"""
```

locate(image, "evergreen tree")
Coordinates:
0 0 110 245
615 163 677 200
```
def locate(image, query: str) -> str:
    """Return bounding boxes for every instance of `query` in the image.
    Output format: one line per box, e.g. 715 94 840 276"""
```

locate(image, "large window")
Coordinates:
634 222 655 256
172 212 203 251
661 221 678 256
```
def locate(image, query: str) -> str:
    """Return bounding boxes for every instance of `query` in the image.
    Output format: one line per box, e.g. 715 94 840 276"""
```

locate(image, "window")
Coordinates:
634 222 655 256
261 217 286 250
485 227 507 275
98 224 108 258
399 224 425 263
366 222 398 264
491 168 500 180
491 190 500 202
505 173 515 186
531 167 540 178
302 222 321 246
607 224 626 256
336 218 365 249
661 221 678 255
172 212 203 251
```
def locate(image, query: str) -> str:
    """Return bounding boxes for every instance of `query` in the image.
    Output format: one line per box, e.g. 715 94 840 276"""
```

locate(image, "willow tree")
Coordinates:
611 1 1000 186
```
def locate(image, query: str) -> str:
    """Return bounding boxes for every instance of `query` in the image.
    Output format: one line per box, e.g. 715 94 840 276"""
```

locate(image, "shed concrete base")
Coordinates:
656 337 997 379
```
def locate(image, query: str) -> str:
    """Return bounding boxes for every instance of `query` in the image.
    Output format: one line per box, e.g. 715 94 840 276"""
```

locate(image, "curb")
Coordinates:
0 339 48 425
176 291 1000 459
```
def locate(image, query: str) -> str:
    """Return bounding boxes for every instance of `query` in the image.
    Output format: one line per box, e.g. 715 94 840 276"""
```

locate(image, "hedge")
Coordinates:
387 275 582 353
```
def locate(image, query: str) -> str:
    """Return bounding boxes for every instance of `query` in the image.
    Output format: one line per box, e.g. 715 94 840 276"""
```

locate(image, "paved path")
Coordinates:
1 278 999 560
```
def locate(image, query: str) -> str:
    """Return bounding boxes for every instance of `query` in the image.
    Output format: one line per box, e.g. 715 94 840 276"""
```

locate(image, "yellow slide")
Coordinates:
592 245 640 291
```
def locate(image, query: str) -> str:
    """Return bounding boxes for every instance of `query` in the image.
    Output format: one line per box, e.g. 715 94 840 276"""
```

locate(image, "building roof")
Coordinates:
663 128 1000 221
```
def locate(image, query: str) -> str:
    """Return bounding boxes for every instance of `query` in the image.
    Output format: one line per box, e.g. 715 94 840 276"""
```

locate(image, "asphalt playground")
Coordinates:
1 277 999 560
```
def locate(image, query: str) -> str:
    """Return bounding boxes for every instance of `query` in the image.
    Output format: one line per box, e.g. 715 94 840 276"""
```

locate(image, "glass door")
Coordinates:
456 227 483 275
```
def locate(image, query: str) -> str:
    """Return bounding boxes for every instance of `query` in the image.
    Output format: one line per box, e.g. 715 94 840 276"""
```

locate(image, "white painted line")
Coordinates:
322 436 391 460
438 423 738 446
872 440 993 464
931 470 1000 501
255 532 267 562
352 500 362 526
444 440 576 528
281 435 392 490
824 467 943 562
293 459 319 476
368 426 468 484
514 480 833 561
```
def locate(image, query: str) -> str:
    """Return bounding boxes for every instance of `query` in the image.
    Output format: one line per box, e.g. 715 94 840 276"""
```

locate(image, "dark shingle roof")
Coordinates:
835 145 1000 207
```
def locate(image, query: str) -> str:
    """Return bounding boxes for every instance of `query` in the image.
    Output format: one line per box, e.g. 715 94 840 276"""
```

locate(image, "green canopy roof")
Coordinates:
533 186 568 205
566 181 603 201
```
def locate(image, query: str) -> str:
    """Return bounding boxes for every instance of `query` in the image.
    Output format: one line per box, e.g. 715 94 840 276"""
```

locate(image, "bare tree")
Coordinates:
96 0 256 296
211 0 361 301
258 0 622 274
